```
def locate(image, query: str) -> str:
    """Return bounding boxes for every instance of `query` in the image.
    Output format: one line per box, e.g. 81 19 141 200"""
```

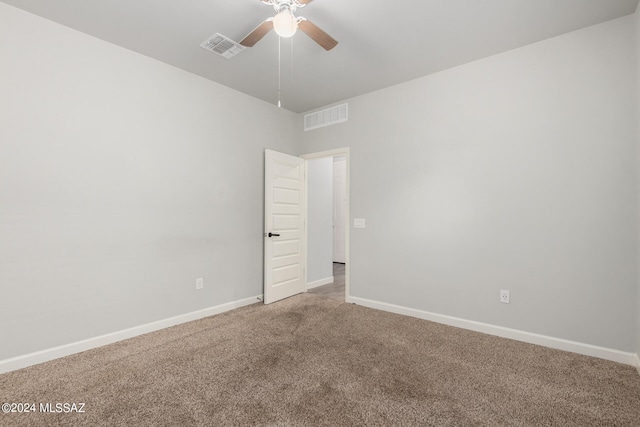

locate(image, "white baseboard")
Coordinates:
0 294 263 374
307 276 334 289
635 354 640 376
349 296 637 367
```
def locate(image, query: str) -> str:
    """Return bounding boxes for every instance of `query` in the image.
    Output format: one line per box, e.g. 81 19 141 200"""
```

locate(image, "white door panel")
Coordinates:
264 149 306 304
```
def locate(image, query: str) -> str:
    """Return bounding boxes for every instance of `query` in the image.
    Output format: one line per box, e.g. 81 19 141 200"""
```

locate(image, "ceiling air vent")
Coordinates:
200 33 245 59
304 103 348 131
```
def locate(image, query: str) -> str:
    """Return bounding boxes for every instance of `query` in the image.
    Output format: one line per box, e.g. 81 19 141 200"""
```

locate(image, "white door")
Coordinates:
264 149 306 304
333 157 347 263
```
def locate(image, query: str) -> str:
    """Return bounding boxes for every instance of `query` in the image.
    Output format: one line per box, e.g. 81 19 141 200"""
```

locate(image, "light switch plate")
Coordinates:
353 218 366 229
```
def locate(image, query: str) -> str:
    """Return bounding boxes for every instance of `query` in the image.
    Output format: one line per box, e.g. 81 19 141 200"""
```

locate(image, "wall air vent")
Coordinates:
200 33 245 59
304 103 348 131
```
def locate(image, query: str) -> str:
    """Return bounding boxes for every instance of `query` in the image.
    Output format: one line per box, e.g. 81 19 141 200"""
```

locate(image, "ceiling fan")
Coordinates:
239 0 338 51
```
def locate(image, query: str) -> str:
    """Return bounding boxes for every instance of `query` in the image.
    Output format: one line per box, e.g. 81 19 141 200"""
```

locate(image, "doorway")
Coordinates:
303 148 350 302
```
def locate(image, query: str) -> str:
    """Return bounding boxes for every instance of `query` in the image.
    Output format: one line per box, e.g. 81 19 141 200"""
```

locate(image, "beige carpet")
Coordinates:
1 293 639 426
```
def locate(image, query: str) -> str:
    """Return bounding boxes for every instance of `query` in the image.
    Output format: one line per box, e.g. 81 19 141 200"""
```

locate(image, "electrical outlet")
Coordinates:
500 290 510 304
196 278 204 290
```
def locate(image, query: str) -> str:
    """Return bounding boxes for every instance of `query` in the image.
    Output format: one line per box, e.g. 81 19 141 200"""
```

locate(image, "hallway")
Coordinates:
307 263 345 302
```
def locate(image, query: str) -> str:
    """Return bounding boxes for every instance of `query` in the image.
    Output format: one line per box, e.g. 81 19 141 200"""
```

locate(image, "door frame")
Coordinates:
301 147 350 301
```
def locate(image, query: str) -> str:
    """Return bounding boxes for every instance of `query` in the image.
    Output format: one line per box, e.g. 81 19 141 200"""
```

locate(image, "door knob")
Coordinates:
268 232 280 237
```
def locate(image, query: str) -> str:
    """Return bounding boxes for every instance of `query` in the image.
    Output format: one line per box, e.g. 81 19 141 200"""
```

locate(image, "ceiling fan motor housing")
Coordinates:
262 0 308 14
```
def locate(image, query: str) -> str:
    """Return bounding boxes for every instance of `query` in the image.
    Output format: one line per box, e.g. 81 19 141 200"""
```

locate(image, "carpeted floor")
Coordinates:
1 293 639 426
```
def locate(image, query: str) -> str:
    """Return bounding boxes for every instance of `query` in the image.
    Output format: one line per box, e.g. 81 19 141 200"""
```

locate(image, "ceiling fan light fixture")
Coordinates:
273 8 298 38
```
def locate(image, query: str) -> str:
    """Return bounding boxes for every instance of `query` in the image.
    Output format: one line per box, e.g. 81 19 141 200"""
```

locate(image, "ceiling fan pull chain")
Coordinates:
278 35 282 108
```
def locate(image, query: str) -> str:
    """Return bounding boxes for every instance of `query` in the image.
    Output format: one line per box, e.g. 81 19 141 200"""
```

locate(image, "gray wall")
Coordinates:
0 4 298 360
306 158 334 283
636 4 640 358
303 16 638 352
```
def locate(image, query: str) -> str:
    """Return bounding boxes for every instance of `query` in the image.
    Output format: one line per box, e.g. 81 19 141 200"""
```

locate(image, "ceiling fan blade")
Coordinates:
239 19 273 47
298 19 338 51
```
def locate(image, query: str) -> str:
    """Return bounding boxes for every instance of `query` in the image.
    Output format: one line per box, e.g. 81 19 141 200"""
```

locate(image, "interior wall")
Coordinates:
306 158 334 283
0 3 298 360
636 4 640 359
302 16 638 352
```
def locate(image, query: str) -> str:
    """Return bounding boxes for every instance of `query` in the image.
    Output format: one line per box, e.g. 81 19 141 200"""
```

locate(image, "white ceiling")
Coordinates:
2 0 638 113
